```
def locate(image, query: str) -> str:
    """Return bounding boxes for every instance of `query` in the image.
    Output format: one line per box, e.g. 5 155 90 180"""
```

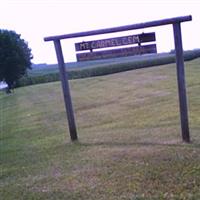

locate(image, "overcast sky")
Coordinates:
1 0 199 64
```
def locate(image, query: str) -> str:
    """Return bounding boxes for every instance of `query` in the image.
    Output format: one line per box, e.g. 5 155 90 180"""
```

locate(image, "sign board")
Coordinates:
75 32 156 51
45 15 192 142
76 44 157 61
75 32 156 61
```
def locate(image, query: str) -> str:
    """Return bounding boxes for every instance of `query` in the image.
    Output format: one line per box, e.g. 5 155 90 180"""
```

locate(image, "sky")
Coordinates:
1 0 199 64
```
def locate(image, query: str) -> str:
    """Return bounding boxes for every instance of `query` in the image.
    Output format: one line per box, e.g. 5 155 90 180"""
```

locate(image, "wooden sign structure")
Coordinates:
75 33 157 61
44 15 192 143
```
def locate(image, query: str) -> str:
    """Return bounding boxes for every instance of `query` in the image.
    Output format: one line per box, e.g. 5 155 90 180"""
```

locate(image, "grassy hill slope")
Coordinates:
1 58 200 199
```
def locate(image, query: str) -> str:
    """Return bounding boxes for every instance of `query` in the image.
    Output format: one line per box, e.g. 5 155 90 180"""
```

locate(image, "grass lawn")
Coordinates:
0 58 200 199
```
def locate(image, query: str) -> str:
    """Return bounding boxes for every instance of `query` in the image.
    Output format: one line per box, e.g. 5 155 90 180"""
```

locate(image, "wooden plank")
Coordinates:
44 16 191 41
173 22 190 143
139 32 156 43
75 33 155 51
76 44 157 61
53 40 78 141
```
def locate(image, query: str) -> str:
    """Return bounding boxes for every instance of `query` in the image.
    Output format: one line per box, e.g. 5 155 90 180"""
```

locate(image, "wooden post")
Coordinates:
53 40 78 141
173 22 190 143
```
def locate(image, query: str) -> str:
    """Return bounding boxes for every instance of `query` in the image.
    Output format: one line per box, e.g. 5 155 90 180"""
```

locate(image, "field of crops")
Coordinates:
16 49 200 87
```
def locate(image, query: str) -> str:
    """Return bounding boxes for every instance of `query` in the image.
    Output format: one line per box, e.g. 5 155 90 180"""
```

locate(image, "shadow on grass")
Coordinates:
72 140 200 149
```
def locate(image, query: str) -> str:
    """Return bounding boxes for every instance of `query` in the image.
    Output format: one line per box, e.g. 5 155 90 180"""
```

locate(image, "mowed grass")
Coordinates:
0 59 200 200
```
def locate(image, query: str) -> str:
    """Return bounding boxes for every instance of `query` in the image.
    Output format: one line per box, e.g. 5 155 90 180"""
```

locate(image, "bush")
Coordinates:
16 73 60 87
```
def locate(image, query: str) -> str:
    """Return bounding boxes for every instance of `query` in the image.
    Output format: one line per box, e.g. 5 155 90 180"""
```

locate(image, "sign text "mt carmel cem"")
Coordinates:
75 32 155 51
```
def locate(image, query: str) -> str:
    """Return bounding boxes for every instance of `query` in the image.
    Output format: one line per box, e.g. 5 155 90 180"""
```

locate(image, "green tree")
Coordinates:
0 29 33 93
